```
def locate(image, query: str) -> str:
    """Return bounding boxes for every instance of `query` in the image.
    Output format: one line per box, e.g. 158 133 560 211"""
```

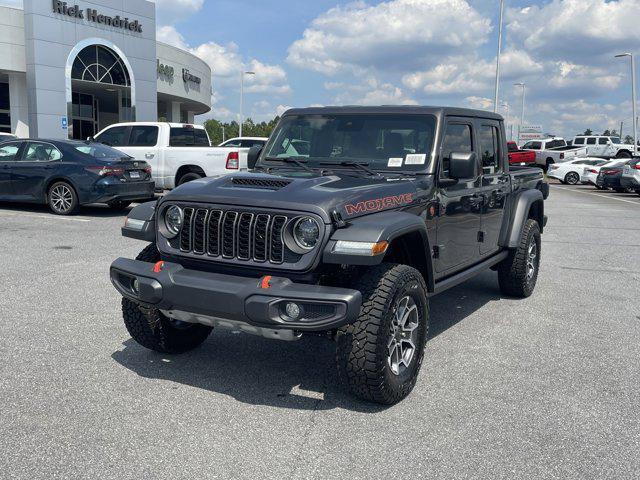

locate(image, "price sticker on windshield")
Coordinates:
405 154 426 165
388 157 403 167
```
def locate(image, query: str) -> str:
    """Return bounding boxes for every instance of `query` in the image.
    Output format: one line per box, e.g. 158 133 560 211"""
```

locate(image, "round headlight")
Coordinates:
293 217 320 250
164 205 183 238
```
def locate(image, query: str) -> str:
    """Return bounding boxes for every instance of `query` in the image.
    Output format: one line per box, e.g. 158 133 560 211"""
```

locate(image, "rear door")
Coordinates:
476 120 509 256
435 118 482 274
121 125 161 181
0 141 24 198
11 141 63 200
585 137 597 155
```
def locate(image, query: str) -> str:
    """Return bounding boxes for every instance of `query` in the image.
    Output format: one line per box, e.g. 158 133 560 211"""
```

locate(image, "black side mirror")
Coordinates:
247 145 263 170
449 151 478 180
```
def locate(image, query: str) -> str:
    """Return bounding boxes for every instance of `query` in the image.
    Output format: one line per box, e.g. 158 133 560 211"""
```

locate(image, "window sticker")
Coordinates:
388 157 403 167
405 153 426 165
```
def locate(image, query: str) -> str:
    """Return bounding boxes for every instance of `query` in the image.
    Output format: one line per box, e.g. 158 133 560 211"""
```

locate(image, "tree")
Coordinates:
583 128 593 135
602 129 611 136
203 116 280 146
624 135 634 144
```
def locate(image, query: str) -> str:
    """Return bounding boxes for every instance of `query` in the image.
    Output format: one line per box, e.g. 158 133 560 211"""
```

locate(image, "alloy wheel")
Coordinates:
566 172 580 185
50 185 74 213
387 295 420 376
526 241 538 281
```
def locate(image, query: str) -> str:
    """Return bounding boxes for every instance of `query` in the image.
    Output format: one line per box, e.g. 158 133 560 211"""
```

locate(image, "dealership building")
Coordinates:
0 0 212 140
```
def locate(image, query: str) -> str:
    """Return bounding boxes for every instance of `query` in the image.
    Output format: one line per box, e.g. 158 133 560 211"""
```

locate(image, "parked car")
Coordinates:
596 160 635 192
581 159 626 188
572 135 635 158
547 158 608 184
0 132 17 142
219 137 268 148
521 137 588 171
620 158 640 194
0 139 154 215
93 122 247 189
110 105 548 405
507 141 536 166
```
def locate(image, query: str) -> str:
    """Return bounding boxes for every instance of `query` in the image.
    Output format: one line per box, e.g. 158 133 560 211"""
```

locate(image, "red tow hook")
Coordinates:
153 261 165 273
260 275 272 289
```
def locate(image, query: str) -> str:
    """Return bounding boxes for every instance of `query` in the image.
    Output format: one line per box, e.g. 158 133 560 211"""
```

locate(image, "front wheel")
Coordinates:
122 244 213 353
498 219 541 298
48 181 78 215
336 264 429 405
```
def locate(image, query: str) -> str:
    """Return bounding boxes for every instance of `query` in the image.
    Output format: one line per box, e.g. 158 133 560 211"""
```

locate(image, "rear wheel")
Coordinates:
177 171 203 186
616 150 632 158
498 219 541 298
122 243 213 353
48 181 78 215
336 263 429 405
564 171 580 185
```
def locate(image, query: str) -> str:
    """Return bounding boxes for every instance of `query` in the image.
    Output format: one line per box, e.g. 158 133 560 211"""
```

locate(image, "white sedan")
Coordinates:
580 159 627 187
547 158 607 185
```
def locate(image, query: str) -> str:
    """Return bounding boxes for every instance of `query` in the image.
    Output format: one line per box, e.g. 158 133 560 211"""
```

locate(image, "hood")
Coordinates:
162 171 428 223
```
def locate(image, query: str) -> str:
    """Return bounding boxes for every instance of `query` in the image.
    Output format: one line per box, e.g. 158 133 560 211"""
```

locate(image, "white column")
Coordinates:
170 101 181 123
187 111 195 124
8 73 29 138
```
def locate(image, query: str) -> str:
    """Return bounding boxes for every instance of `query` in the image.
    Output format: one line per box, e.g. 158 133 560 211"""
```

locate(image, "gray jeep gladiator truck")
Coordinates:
110 106 548 405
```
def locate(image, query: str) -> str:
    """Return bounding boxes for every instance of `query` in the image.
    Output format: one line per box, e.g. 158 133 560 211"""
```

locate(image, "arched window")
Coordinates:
71 45 130 86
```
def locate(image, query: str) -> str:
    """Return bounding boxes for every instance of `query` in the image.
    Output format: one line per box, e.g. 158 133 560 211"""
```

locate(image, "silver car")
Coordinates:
620 158 640 194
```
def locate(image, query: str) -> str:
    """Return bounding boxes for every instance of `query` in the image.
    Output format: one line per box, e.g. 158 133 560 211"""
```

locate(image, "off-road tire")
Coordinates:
498 219 541 298
48 181 79 215
177 172 203 186
121 243 213 353
616 150 632 158
336 263 429 405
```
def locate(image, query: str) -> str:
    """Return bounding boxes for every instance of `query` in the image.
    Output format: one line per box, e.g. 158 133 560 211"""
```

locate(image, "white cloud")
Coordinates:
151 0 204 24
329 77 417 106
287 0 492 75
156 25 188 50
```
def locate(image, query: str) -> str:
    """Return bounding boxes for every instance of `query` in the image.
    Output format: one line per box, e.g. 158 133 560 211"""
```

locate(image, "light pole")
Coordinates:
501 102 509 139
494 0 505 113
239 70 255 137
615 53 637 153
514 82 526 145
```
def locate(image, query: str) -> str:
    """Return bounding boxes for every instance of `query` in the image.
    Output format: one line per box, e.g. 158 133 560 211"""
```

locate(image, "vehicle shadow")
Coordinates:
0 200 155 218
111 270 503 412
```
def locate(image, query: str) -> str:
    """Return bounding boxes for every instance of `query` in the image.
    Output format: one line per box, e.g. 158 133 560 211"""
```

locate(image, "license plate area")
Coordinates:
129 171 141 179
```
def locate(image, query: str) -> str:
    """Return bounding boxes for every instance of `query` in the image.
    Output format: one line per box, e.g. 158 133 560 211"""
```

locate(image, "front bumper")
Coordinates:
110 258 362 332
90 180 156 204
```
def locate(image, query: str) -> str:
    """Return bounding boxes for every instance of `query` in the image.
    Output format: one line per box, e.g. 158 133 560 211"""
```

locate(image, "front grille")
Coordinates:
178 207 290 264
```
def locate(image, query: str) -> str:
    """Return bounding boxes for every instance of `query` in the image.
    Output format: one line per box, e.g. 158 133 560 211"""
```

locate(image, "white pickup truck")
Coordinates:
93 122 247 189
521 137 588 171
571 135 635 159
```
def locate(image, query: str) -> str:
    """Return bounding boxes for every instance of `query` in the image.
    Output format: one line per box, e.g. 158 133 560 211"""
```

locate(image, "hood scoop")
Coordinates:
229 177 292 190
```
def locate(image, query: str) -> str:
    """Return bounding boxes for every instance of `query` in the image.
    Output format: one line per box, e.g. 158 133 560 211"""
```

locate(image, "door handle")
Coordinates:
145 153 155 159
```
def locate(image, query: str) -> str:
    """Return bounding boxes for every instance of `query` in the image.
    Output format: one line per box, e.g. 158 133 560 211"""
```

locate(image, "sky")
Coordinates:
4 0 640 138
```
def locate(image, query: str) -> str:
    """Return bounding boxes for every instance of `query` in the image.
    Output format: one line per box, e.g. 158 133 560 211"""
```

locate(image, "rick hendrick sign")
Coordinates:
52 1 143 33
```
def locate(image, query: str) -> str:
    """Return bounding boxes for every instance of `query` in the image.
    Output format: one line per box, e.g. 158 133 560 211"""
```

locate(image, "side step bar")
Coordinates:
431 251 509 296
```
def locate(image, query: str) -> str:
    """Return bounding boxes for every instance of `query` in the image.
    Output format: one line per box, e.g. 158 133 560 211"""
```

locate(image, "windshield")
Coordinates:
75 144 130 160
261 114 437 172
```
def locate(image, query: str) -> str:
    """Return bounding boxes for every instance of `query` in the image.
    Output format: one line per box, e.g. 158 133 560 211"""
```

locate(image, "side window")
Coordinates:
0 142 21 161
170 128 194 146
598 137 608 145
222 140 242 147
440 123 472 178
573 137 585 145
194 129 210 146
129 126 158 147
95 126 129 146
23 142 61 162
586 137 597 145
478 125 501 174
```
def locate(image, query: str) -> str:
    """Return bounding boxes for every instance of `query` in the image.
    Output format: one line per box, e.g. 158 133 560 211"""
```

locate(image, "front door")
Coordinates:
0 141 23 198
435 119 482 273
11 142 62 200
476 121 509 256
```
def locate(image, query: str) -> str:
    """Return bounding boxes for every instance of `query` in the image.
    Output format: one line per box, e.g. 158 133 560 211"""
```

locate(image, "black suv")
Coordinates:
110 106 548 404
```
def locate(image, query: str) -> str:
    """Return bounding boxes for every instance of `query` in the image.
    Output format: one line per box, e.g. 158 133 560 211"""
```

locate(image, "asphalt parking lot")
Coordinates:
1 184 639 480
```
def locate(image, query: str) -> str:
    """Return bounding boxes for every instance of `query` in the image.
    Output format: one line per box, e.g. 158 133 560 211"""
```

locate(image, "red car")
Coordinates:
507 141 536 166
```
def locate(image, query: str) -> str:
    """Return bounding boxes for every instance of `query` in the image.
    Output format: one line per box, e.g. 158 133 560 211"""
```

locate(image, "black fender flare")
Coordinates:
121 201 157 242
500 188 544 248
323 211 435 292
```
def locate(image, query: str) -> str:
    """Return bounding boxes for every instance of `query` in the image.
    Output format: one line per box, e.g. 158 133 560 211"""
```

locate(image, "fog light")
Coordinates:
285 302 301 320
131 277 140 295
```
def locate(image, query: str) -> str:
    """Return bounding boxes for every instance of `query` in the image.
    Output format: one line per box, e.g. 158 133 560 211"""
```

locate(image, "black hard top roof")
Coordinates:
283 105 503 120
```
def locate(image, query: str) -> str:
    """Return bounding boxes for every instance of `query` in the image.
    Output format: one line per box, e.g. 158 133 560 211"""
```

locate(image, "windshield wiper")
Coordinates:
265 156 315 173
321 160 382 177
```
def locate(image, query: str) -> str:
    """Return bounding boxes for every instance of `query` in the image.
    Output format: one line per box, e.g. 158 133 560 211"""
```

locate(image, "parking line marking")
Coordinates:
0 211 91 222
550 185 640 205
